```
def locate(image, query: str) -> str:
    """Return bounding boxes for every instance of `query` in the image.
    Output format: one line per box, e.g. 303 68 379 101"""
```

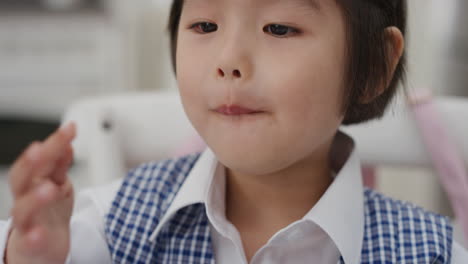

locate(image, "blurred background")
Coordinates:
0 0 176 217
0 0 467 245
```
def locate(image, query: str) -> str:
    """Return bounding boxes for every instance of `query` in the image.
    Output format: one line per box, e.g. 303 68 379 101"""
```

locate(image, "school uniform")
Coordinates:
0 131 467 263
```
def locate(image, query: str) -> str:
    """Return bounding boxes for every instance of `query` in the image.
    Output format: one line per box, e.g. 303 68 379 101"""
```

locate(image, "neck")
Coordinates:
225 143 334 230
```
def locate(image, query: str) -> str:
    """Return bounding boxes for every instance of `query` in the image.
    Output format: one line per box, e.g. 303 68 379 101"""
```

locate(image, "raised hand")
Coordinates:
5 123 77 264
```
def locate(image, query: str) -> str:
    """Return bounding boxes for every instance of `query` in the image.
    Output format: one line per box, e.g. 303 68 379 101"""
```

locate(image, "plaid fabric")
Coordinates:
360 188 452 264
106 155 453 264
105 153 210 264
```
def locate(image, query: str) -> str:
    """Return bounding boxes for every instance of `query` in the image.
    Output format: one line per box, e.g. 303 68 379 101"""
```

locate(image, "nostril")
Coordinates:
233 69 241 78
218 69 225 77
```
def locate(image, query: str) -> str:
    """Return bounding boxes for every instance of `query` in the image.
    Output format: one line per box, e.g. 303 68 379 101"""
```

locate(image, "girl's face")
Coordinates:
177 0 347 175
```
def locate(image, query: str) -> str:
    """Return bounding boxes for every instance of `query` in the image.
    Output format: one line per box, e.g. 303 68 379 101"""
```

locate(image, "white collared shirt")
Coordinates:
1 143 467 263
146 143 364 264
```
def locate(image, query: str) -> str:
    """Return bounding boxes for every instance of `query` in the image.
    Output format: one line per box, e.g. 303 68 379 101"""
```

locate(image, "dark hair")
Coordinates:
167 0 407 125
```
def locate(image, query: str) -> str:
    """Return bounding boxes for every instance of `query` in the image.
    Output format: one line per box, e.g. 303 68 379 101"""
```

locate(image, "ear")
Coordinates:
360 26 405 104
384 26 405 80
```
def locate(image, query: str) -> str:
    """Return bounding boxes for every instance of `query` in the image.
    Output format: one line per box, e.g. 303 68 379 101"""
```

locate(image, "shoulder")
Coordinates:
363 187 452 226
110 153 202 213
74 153 201 222
74 179 123 217
104 153 203 259
362 188 453 263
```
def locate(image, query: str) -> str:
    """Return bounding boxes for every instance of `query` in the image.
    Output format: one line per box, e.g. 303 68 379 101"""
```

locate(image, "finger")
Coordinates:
11 181 61 231
9 141 43 198
26 122 77 186
9 122 76 197
22 225 49 256
50 144 74 185
57 177 74 200
44 122 76 143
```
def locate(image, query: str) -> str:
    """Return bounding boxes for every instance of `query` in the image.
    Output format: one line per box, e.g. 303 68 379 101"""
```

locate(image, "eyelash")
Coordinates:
188 22 301 38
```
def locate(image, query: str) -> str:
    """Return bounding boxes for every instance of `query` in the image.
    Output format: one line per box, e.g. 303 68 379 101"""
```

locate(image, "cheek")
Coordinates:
259 34 346 117
176 59 206 139
176 39 221 141
176 39 206 111
264 51 345 129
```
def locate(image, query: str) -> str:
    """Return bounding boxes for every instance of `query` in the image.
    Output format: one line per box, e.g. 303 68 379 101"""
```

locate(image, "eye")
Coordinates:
190 22 218 34
263 24 300 38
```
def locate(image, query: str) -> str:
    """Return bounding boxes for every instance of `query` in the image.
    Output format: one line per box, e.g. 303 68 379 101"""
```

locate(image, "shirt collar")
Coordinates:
303 131 364 264
149 148 217 241
149 131 364 264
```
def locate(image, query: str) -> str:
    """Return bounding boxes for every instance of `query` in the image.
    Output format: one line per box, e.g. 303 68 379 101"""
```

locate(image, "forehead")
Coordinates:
183 0 322 11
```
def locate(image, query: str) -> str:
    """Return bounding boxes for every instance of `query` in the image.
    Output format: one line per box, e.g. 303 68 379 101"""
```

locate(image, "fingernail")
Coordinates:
59 122 72 135
59 122 74 137
27 144 41 162
36 183 53 199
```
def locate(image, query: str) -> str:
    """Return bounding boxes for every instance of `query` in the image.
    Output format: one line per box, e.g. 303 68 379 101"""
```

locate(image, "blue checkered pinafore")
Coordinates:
105 154 453 263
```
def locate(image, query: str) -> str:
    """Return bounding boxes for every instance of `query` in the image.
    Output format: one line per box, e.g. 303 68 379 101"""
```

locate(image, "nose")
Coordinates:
215 34 253 81
217 68 242 79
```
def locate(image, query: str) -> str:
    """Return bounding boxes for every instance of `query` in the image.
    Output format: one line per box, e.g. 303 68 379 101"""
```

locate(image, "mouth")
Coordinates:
214 105 264 116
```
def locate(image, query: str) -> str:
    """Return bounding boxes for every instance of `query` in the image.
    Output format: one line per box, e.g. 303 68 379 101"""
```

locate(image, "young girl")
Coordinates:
1 0 467 263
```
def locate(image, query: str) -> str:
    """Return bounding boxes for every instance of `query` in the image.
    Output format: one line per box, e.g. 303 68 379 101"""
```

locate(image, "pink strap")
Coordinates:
409 93 468 243
362 166 377 189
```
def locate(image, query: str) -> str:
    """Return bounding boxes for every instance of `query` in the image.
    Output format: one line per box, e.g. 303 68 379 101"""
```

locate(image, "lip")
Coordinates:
214 105 264 115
